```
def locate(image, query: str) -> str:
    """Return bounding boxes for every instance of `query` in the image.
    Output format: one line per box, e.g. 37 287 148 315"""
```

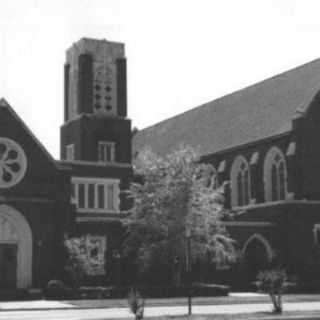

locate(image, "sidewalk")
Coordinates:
0 299 320 318
1 293 268 311
0 300 75 310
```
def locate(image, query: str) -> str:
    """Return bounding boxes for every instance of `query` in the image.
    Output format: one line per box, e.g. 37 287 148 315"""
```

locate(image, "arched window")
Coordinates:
264 147 287 202
210 169 218 190
198 164 219 189
230 156 251 207
208 165 218 190
242 233 274 279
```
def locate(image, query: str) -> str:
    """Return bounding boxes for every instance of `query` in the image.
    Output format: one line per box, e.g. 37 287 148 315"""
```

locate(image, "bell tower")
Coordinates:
61 38 131 163
64 38 127 120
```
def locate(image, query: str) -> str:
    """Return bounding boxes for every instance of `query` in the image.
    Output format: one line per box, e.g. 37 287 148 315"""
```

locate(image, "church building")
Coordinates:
0 38 132 289
133 58 320 287
1 37 320 290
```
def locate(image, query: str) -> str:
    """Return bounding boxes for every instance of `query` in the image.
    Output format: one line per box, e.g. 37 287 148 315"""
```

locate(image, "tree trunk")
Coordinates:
173 264 181 286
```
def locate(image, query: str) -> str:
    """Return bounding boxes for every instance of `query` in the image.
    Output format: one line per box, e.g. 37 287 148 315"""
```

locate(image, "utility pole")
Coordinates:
186 228 192 315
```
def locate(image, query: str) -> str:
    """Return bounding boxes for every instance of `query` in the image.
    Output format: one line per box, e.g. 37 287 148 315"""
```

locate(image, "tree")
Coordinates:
122 146 235 285
64 237 87 288
255 269 287 314
127 288 145 320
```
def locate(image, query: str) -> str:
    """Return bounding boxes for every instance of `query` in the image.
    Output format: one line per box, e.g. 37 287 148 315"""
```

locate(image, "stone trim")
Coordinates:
223 221 276 227
263 146 288 202
230 155 251 207
242 233 274 262
0 204 32 288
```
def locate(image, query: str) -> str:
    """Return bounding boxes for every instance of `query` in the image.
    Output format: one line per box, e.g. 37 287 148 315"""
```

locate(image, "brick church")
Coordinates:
133 57 320 287
0 38 132 289
1 37 320 289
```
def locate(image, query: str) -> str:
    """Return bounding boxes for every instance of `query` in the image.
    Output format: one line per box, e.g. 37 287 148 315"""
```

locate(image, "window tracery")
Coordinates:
264 147 287 201
230 156 251 207
0 138 27 189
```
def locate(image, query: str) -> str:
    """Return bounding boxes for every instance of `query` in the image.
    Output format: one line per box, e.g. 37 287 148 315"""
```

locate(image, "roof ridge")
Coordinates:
0 99 58 165
0 97 10 107
136 57 320 134
294 83 320 117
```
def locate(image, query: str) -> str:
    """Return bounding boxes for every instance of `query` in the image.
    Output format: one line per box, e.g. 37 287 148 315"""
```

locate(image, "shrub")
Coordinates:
127 288 145 320
106 284 229 299
63 238 87 288
255 269 287 314
192 283 229 296
45 280 67 299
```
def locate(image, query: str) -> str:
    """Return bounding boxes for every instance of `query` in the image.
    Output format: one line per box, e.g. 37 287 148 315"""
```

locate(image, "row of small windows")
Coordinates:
208 146 290 208
98 141 115 163
66 141 115 162
71 177 120 213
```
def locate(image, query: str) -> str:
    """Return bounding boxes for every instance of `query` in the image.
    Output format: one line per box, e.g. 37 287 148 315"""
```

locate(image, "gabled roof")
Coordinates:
133 58 320 157
0 98 58 167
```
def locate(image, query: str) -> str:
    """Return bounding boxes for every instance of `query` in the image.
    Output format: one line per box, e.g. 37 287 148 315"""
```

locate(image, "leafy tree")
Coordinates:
127 288 145 320
64 237 87 288
122 146 235 285
255 269 287 314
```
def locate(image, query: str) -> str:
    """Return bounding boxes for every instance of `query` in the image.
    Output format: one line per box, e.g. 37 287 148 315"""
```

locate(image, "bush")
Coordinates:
255 269 287 314
77 286 113 299
192 283 229 296
129 283 229 298
47 283 229 300
63 238 86 288
45 280 68 299
128 288 145 320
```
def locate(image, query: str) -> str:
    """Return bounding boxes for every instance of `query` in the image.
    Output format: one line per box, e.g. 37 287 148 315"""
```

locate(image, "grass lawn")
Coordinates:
64 294 320 309
62 294 320 320
117 311 320 319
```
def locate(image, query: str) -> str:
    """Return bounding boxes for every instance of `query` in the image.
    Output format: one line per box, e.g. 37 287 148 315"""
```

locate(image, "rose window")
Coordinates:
0 138 27 188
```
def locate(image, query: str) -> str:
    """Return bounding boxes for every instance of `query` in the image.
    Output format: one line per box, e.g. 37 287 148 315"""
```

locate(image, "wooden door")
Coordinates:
0 243 17 288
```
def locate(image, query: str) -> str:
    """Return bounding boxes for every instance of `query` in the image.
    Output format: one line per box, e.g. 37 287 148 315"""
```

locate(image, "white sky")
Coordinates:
1 0 320 158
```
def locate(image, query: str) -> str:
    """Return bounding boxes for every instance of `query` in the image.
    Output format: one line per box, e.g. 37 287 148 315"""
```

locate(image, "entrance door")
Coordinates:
0 244 17 288
244 239 269 282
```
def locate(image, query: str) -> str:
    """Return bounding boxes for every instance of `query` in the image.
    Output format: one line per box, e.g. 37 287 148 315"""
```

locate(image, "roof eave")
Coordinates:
201 131 292 161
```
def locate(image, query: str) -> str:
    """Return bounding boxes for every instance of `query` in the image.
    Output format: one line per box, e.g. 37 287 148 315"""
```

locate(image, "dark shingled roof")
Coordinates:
133 58 320 157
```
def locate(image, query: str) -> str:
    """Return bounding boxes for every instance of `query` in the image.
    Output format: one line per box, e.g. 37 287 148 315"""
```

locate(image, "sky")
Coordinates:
1 0 320 158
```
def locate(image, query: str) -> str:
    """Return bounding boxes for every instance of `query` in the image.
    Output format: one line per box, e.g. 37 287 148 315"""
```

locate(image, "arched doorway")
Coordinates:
0 205 32 288
243 234 273 281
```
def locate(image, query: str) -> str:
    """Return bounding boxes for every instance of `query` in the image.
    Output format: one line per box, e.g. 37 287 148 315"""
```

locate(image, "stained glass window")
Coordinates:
264 147 287 202
231 156 250 207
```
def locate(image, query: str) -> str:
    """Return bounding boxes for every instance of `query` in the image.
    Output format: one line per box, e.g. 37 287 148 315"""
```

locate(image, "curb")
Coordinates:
0 306 109 312
0 306 320 319
249 316 320 320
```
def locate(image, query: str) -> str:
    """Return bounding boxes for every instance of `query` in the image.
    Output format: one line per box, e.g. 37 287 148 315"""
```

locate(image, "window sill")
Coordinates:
216 266 231 271
76 208 119 214
97 160 115 165
76 215 124 222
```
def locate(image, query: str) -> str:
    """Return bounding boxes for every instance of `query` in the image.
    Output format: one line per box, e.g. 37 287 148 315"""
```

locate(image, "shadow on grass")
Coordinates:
127 311 320 320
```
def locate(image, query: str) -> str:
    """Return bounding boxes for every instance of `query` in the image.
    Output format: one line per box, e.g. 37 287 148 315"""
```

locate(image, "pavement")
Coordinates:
0 300 75 310
0 298 320 319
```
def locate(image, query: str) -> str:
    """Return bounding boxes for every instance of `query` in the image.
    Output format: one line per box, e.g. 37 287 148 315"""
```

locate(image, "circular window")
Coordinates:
0 138 27 188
